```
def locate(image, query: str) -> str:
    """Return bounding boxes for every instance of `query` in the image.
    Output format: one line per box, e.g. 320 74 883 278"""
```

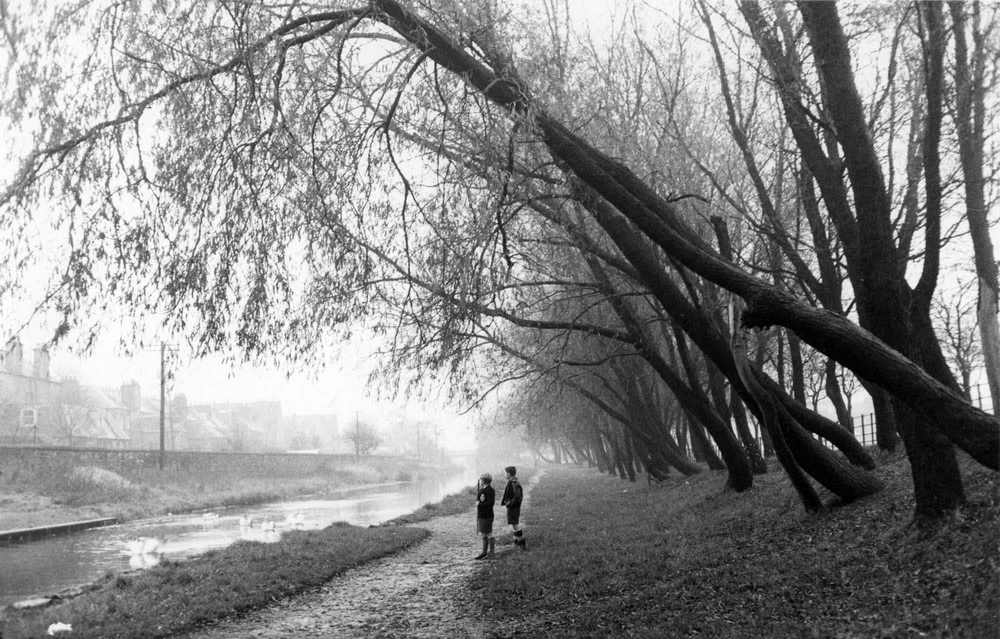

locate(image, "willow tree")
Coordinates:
1 0 996 520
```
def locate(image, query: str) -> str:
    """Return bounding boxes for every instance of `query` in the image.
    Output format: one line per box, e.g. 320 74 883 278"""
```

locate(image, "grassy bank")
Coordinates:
471 455 999 638
1 522 429 639
0 460 418 530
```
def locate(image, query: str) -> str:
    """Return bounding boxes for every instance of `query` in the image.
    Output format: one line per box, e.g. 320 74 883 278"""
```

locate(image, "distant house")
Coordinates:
187 401 283 452
180 407 233 451
0 340 130 448
0 339 63 444
60 383 131 449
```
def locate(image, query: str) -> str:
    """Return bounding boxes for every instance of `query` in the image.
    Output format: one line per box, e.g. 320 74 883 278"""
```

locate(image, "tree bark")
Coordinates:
731 392 767 473
949 1 1000 416
825 360 853 431
788 331 806 405
863 382 900 452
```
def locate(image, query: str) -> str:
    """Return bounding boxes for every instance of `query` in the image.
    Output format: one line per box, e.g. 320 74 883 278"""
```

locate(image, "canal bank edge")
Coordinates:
0 518 119 545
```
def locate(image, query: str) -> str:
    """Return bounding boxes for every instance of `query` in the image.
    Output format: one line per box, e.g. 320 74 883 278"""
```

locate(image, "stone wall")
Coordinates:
0 446 418 483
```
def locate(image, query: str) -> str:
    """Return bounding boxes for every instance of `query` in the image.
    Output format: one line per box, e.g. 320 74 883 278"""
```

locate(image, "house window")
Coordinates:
20 407 37 427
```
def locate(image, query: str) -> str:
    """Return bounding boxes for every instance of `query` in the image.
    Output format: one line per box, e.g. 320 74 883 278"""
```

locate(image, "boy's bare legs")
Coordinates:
475 535 489 560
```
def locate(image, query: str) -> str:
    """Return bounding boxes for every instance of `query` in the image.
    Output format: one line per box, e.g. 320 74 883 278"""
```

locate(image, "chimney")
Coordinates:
32 345 50 380
120 380 141 413
3 337 23 375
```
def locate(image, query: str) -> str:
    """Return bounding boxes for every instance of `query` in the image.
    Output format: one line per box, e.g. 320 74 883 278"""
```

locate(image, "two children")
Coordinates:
474 465 526 560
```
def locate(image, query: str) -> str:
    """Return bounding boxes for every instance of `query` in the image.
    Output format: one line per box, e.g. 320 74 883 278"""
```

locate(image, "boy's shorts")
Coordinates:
477 517 494 536
506 507 520 526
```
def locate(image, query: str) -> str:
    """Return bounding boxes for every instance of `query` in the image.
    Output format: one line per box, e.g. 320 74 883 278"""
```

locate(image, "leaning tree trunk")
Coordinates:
710 365 767 473
858 381 900 452
582 187 876 501
824 359 853 431
787 331 807 405
686 415 725 470
731 391 767 473
587 253 752 488
623 375 703 477
675 415 690 459
758 372 876 470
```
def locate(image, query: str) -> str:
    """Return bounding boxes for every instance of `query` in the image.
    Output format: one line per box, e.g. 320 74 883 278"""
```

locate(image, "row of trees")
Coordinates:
0 0 997 522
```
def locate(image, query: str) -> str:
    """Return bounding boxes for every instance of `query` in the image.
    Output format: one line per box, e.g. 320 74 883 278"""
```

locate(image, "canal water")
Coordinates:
0 472 471 607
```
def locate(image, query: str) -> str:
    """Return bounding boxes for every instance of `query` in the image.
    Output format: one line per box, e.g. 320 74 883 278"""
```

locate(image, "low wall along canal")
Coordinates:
0 446 423 481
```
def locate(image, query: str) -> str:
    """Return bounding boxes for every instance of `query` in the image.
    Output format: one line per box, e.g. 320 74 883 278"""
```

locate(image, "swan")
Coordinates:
260 520 276 532
199 512 220 526
129 553 161 570
125 537 161 556
284 512 305 527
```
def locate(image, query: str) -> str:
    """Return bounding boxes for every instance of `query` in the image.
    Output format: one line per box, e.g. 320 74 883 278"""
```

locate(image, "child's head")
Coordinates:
479 472 492 485
504 465 516 479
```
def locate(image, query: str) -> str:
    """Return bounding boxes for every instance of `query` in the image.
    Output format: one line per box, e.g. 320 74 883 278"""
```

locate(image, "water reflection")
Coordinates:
0 472 469 607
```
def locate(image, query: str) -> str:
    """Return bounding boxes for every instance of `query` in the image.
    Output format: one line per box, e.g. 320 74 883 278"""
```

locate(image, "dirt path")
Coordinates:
181 471 542 639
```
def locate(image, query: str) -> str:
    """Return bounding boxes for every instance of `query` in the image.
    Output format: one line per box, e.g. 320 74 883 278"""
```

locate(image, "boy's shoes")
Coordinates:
474 552 488 560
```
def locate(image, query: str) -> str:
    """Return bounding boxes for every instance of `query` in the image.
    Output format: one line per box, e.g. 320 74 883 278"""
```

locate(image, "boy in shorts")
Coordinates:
475 472 495 559
501 465 525 550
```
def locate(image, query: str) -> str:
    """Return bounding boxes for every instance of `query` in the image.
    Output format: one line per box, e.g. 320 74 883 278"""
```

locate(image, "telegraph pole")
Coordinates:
159 342 166 470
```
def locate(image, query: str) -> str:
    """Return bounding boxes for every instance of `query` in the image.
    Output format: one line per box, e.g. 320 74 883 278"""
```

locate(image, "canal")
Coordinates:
0 471 471 607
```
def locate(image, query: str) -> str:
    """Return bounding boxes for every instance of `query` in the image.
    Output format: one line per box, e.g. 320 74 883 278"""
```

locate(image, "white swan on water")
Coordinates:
125 537 161 556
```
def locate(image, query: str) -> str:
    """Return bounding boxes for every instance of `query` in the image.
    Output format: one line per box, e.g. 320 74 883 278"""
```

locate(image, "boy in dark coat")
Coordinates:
475 472 495 559
501 465 525 550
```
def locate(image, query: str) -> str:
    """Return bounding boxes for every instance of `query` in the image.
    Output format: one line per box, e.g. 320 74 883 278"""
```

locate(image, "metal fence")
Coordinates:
848 382 993 448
